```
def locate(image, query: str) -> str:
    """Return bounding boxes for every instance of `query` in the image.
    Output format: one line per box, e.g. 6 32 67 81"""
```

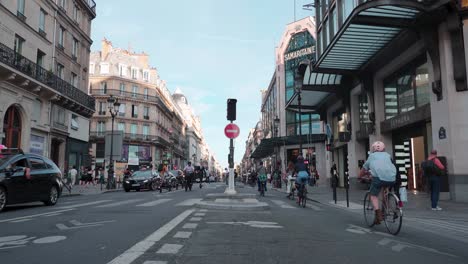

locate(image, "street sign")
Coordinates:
224 123 240 139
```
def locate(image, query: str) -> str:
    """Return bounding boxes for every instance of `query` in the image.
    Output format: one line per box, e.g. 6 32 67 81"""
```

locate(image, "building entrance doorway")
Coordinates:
2 106 22 148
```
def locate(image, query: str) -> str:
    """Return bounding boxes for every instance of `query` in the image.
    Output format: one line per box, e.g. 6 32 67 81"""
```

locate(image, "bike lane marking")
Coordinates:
95 199 143 208
136 199 172 207
0 209 75 223
107 209 195 264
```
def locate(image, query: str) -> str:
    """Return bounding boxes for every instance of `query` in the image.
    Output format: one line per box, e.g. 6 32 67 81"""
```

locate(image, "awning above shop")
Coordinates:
250 134 326 159
286 64 343 113
315 1 432 71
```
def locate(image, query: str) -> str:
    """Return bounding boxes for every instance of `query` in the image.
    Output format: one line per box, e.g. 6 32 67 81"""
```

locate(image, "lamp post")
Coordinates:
107 95 120 189
274 116 280 164
294 70 303 154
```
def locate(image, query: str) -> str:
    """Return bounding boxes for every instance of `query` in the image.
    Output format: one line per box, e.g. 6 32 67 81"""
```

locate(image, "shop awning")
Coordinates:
250 134 326 159
286 64 343 112
315 0 433 71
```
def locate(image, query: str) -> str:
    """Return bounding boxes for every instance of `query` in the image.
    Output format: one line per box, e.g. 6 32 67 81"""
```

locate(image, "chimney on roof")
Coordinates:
102 38 113 59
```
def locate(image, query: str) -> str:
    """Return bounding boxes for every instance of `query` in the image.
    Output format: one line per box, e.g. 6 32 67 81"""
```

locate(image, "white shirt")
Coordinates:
70 168 78 177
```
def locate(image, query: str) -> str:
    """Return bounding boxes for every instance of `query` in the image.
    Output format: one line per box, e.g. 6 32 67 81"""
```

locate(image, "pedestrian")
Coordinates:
86 167 94 186
183 162 195 191
422 149 445 211
69 166 78 188
309 164 319 187
257 161 267 192
286 161 296 198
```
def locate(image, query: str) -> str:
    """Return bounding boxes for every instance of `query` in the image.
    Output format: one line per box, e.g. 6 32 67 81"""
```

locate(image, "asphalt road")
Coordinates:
0 182 467 264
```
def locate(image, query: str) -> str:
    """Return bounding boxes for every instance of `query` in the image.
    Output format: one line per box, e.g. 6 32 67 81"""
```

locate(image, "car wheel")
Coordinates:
0 186 7 212
44 185 59 206
150 181 157 191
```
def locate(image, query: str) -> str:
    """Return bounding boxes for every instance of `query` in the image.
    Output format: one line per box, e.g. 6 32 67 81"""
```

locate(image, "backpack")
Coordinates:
421 159 443 177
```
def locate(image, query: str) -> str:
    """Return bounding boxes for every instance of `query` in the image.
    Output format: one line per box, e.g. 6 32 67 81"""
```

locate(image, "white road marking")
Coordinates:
143 261 167 264
42 213 62 217
57 220 116 230
176 199 202 206
57 200 112 209
96 199 143 208
306 203 323 211
189 217 202 221
32 236 66 244
173 231 192 239
199 209 208 212
107 209 194 264
10 219 33 223
329 200 362 209
156 243 183 254
271 200 295 209
136 199 172 207
0 209 74 223
182 223 198 229
207 221 283 228
194 213 206 217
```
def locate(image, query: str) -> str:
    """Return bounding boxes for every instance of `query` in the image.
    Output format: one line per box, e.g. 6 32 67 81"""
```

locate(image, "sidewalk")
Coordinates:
272 178 468 221
61 183 122 197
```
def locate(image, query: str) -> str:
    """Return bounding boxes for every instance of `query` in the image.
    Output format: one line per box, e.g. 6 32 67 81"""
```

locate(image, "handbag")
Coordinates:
399 187 408 202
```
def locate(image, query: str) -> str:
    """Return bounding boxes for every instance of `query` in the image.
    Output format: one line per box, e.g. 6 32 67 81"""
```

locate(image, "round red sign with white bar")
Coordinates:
224 123 240 139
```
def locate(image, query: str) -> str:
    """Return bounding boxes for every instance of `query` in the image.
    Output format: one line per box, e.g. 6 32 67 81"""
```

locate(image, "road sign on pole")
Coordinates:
224 123 240 139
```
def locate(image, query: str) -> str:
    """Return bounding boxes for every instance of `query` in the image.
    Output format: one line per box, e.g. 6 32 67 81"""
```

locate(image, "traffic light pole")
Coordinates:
225 121 236 195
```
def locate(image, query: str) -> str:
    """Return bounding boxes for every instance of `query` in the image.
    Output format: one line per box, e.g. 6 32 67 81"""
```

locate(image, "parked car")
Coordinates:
123 170 158 192
0 149 63 212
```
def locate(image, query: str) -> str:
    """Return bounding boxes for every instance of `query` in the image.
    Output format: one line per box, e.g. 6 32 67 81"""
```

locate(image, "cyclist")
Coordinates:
294 156 309 200
257 161 267 193
361 141 397 225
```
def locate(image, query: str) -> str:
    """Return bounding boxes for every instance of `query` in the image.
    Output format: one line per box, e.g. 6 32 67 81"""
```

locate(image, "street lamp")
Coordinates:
107 95 120 189
294 69 303 154
273 116 280 168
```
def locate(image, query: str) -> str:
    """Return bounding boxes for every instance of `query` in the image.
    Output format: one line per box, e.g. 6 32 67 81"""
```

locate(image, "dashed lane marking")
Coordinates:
173 231 192 239
189 217 202 222
156 243 183 254
136 199 172 207
182 223 198 229
57 200 112 209
271 200 296 209
194 213 206 217
0 209 74 223
175 199 202 206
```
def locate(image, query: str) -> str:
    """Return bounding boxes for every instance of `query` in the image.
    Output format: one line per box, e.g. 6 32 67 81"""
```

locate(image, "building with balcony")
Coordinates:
304 0 468 201
89 39 177 170
0 0 96 172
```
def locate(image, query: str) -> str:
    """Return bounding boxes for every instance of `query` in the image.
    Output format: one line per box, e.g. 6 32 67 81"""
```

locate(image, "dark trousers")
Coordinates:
257 181 267 191
429 176 441 208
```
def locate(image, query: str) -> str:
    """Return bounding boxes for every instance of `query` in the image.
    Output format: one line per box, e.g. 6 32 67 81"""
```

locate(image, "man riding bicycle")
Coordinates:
294 155 309 198
361 141 396 225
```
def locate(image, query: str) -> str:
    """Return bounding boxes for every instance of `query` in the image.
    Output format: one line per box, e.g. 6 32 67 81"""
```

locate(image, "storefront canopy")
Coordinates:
315 0 435 71
286 64 343 113
250 134 326 159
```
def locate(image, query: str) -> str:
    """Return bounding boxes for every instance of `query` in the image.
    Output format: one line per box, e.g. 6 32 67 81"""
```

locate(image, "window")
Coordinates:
89 63 95 74
144 88 149 99
132 105 138 118
97 121 105 134
118 122 125 132
59 0 67 10
17 0 25 16
119 83 125 95
143 106 149 119
343 0 356 22
14 35 24 55
71 114 79 130
56 64 65 79
132 86 138 98
58 26 65 48
99 102 105 114
30 157 47 170
73 4 80 23
118 104 126 116
72 38 79 59
143 125 149 136
131 68 138 79
143 70 150 81
71 72 78 87
39 9 46 33
100 82 107 94
36 50 45 67
415 63 430 107
323 18 329 48
119 64 127 76
331 8 338 37
131 124 137 135
55 106 66 125
100 63 109 74
33 99 42 122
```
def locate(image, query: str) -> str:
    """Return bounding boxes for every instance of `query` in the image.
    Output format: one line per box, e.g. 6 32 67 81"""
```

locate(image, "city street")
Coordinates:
0 182 467 264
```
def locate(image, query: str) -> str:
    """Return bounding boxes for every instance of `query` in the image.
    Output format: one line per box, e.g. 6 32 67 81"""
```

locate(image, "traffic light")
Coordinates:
227 98 237 121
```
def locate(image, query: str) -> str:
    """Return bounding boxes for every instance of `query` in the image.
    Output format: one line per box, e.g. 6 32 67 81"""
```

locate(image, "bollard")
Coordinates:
345 170 350 208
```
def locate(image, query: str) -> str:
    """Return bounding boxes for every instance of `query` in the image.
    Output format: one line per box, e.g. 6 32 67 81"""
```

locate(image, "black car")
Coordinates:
0 149 63 212
123 170 158 192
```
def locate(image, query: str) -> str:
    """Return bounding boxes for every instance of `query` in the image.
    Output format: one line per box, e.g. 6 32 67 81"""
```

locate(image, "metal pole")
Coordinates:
108 113 114 189
298 91 302 154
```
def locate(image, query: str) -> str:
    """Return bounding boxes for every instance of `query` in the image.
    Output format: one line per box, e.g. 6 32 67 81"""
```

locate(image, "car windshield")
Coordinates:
131 170 153 179
0 155 13 168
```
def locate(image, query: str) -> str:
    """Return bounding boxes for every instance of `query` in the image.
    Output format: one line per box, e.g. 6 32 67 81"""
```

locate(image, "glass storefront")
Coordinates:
384 59 430 120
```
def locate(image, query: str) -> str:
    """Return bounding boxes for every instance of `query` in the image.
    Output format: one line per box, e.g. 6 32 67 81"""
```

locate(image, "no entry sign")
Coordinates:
224 123 240 139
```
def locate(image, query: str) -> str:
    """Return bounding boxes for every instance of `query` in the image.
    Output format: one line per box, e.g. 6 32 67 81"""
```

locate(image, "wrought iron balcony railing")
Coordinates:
0 41 95 110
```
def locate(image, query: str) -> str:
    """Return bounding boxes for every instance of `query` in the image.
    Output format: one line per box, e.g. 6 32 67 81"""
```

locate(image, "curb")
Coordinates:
195 201 270 211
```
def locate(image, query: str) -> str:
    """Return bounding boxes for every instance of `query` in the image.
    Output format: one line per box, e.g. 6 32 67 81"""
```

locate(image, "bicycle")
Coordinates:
259 180 266 197
296 183 307 208
363 186 403 235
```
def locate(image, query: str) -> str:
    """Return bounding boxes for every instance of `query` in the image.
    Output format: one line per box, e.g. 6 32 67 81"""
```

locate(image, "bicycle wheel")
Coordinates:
363 192 375 227
301 190 307 208
383 193 403 235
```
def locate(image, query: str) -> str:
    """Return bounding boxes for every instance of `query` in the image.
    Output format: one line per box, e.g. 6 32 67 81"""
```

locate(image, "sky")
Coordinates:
91 0 314 168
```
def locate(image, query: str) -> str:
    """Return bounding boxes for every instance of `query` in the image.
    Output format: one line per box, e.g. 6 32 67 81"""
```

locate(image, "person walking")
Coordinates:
69 166 78 189
286 161 296 198
422 149 445 211
183 162 195 191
